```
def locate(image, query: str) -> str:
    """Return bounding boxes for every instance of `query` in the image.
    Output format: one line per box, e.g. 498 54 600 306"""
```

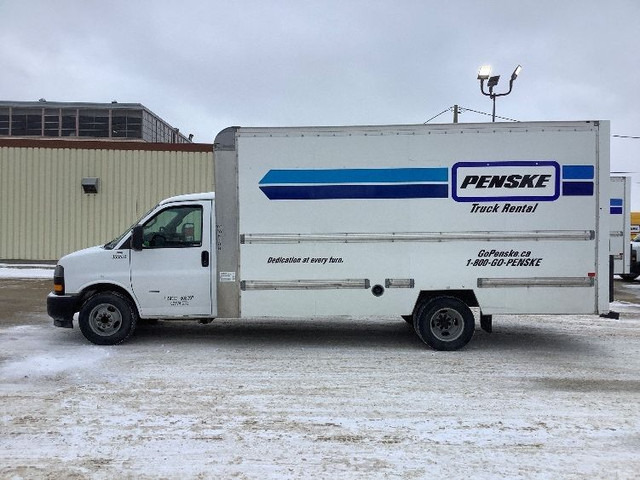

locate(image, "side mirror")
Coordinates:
131 225 144 251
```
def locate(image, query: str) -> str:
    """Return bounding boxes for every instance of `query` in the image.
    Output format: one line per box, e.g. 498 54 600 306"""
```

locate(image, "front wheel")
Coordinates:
78 292 138 345
414 297 475 351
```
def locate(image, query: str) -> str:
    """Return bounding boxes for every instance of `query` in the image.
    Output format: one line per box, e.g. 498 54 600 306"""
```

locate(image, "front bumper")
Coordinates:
47 292 80 328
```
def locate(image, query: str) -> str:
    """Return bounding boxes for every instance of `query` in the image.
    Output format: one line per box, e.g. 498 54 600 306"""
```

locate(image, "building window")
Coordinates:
0 108 9 135
44 109 60 137
79 109 109 138
112 110 142 139
61 110 77 137
11 109 42 136
0 103 185 142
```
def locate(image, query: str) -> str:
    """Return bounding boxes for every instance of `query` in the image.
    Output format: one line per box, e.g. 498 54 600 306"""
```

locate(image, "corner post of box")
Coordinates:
213 126 241 318
596 120 612 314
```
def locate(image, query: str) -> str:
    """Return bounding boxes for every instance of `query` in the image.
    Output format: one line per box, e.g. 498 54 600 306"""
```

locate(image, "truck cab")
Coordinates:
47 192 216 344
622 234 640 282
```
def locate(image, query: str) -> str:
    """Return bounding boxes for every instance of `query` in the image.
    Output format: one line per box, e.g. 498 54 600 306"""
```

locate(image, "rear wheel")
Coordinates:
78 292 137 345
414 297 475 351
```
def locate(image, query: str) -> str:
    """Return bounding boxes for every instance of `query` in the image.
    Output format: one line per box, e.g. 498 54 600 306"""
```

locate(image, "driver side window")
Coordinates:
142 205 203 249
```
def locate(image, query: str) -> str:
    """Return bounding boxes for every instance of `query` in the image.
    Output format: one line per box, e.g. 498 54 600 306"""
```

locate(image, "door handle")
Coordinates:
201 251 210 267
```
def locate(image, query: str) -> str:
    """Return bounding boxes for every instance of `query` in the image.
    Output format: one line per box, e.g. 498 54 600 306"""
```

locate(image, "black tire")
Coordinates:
620 274 639 282
413 297 475 351
78 292 138 345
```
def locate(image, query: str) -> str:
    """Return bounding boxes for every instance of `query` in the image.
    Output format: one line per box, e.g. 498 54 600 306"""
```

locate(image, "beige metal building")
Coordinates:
0 139 213 261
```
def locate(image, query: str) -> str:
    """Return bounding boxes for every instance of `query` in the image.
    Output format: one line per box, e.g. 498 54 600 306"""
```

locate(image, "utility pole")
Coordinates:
453 105 459 123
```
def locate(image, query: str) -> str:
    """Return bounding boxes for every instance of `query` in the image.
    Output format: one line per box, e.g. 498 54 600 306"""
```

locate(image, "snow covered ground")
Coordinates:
1 269 640 479
0 263 54 279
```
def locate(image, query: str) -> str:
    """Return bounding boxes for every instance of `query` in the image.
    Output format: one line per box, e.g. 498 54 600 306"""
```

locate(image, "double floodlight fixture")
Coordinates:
477 64 522 122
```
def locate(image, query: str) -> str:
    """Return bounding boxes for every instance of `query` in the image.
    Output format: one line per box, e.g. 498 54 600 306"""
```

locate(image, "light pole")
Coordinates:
477 64 522 121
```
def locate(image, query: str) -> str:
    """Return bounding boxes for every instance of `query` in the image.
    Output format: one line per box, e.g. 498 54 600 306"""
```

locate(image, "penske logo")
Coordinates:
460 173 552 189
452 161 560 202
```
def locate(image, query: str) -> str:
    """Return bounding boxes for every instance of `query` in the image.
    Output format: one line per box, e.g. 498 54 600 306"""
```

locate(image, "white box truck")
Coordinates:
47 120 611 350
609 176 631 277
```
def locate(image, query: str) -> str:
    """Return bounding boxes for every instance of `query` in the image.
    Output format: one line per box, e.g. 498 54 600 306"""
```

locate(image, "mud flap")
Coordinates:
601 255 620 319
480 313 492 333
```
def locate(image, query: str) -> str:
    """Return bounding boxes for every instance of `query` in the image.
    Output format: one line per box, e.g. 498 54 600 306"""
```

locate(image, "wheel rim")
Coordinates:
429 307 464 341
88 303 123 336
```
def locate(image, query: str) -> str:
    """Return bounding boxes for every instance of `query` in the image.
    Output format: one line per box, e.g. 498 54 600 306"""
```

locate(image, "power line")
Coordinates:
613 135 640 140
425 106 640 139
423 107 452 124
424 105 518 123
456 106 518 122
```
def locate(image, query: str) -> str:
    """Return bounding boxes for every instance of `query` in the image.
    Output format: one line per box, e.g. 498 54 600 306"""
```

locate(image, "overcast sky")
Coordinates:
2 0 640 204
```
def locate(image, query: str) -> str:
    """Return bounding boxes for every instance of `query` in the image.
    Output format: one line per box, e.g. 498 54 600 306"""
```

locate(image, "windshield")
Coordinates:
633 234 640 243
104 205 158 250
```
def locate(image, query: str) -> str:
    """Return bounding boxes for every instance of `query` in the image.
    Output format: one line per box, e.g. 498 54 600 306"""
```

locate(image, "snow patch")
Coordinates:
0 325 111 381
0 264 54 279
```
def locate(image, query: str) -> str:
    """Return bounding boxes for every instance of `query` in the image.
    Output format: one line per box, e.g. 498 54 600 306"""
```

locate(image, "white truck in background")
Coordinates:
47 121 611 351
609 176 632 279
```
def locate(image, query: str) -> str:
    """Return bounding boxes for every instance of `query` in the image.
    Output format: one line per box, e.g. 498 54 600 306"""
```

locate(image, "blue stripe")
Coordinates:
610 207 623 215
260 184 449 200
562 165 594 180
259 168 449 185
562 181 594 196
610 198 623 207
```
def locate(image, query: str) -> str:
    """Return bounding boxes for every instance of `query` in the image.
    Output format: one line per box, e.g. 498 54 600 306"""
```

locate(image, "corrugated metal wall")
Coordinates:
0 141 214 260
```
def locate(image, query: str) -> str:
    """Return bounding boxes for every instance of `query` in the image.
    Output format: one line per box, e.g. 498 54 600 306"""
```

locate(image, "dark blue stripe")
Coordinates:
610 207 623 215
562 165 594 180
260 184 449 200
259 168 449 185
610 198 623 207
562 181 594 196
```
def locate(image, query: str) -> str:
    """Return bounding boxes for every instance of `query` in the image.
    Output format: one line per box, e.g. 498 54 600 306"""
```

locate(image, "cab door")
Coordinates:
130 201 214 317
